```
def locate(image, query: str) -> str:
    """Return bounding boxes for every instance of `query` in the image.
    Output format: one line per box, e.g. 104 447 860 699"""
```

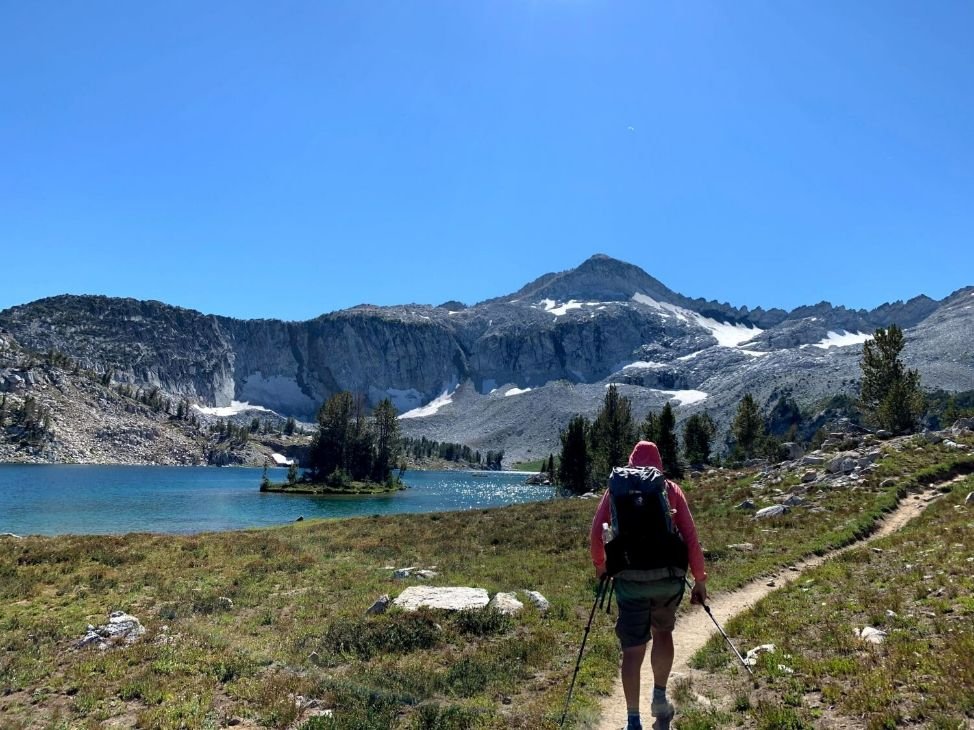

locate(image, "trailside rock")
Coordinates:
77 611 146 649
393 587 490 612
857 626 887 645
365 594 391 615
487 592 524 615
755 505 788 520
801 470 818 483
521 590 550 612
744 643 776 667
737 499 756 511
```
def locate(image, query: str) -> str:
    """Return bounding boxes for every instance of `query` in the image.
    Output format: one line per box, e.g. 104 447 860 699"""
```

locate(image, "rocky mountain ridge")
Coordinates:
1 255 970 465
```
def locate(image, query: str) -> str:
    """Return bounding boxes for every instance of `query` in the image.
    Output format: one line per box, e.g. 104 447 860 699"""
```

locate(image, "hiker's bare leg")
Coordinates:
650 628 674 688
621 643 647 711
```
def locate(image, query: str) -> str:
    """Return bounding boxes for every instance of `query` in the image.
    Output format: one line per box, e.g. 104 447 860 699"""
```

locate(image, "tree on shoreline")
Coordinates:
558 415 592 494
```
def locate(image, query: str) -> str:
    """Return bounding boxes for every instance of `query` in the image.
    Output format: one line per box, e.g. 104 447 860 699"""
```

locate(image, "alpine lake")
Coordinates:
0 465 555 536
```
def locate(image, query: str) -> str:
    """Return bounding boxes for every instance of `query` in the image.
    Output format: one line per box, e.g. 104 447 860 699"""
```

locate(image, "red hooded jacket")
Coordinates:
589 441 707 582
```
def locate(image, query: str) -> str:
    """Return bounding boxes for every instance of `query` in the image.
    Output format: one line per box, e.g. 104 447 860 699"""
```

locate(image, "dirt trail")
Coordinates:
595 482 959 730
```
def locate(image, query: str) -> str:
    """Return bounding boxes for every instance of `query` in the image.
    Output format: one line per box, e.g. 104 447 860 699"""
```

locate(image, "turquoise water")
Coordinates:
0 465 554 536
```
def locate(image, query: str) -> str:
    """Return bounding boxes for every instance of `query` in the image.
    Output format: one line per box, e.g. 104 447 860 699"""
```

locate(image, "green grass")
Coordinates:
688 438 974 729
1 439 970 728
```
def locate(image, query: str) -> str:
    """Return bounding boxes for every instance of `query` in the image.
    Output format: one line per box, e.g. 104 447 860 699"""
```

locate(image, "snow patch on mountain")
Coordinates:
536 299 605 317
504 387 532 397
193 401 271 417
399 390 455 419
811 331 872 349
655 389 709 405
631 293 762 347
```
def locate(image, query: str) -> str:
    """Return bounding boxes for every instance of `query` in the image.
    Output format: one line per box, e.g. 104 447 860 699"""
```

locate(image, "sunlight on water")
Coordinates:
0 465 555 536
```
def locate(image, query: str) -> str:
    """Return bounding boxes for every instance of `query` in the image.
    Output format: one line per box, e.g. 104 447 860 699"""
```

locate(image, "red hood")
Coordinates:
628 441 664 471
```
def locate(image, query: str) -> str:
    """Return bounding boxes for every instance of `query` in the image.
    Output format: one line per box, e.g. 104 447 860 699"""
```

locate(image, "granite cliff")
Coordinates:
1 255 970 464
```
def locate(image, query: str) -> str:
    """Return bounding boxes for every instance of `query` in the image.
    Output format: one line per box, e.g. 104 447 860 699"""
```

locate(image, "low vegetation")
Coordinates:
3 438 970 727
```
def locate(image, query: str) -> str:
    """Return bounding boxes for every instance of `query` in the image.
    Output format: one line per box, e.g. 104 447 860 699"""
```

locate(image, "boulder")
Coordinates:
951 417 973 432
366 594 391 615
922 430 943 445
783 495 804 507
737 499 756 511
801 470 818 483
942 440 965 449
857 626 887 645
781 442 804 460
876 430 893 439
727 543 754 551
801 455 826 466
78 611 146 649
755 505 788 520
393 587 490 612
521 590 550 612
487 592 524 615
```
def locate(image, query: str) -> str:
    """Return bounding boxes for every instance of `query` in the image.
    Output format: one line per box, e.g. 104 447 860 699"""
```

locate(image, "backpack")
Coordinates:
603 466 689 578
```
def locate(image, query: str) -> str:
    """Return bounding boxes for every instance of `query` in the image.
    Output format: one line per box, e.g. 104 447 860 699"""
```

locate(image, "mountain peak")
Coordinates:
508 255 680 305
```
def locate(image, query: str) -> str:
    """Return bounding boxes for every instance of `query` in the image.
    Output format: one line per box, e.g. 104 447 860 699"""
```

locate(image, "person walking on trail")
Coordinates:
590 440 708 730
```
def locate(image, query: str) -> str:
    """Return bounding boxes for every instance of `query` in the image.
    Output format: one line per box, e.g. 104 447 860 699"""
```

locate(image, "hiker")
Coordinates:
590 440 708 730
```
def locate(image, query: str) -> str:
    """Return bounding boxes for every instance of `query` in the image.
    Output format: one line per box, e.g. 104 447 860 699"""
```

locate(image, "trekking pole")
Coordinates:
559 574 609 728
684 578 756 683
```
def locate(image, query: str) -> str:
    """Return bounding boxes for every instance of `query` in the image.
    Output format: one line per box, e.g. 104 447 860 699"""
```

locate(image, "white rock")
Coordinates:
78 611 146 649
744 643 776 667
755 505 788 520
521 590 550 612
727 543 754 551
857 626 887 644
413 569 439 580
487 592 524 615
966 492 974 506
393 587 490 612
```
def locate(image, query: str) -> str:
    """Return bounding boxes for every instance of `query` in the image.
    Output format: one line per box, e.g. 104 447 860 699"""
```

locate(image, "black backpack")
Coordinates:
603 466 689 578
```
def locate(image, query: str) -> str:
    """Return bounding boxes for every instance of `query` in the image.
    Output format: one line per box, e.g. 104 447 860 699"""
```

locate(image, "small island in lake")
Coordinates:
260 391 407 495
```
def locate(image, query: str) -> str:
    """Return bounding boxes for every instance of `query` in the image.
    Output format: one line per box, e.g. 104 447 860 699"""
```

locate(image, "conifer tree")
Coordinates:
859 324 924 435
371 398 401 483
590 385 637 484
558 415 592 494
682 413 716 466
732 392 763 459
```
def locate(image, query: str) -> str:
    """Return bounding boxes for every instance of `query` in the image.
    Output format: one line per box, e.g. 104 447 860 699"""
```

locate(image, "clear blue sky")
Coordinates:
2 1 972 320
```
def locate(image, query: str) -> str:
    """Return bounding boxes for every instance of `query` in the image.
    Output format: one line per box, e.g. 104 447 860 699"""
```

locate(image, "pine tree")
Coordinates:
859 324 924 435
284 417 297 436
558 415 592 494
682 413 716 466
657 402 681 476
732 393 763 459
371 398 401 483
590 385 637 484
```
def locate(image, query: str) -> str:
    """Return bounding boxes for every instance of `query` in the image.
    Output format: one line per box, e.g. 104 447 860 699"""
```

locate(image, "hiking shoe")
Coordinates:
651 718 671 730
650 698 674 720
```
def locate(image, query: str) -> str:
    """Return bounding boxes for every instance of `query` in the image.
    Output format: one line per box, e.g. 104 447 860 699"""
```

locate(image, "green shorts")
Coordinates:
614 577 685 649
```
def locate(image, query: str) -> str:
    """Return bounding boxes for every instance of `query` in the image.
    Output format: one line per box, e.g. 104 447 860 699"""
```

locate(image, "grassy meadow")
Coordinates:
1 438 971 729
685 439 974 729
